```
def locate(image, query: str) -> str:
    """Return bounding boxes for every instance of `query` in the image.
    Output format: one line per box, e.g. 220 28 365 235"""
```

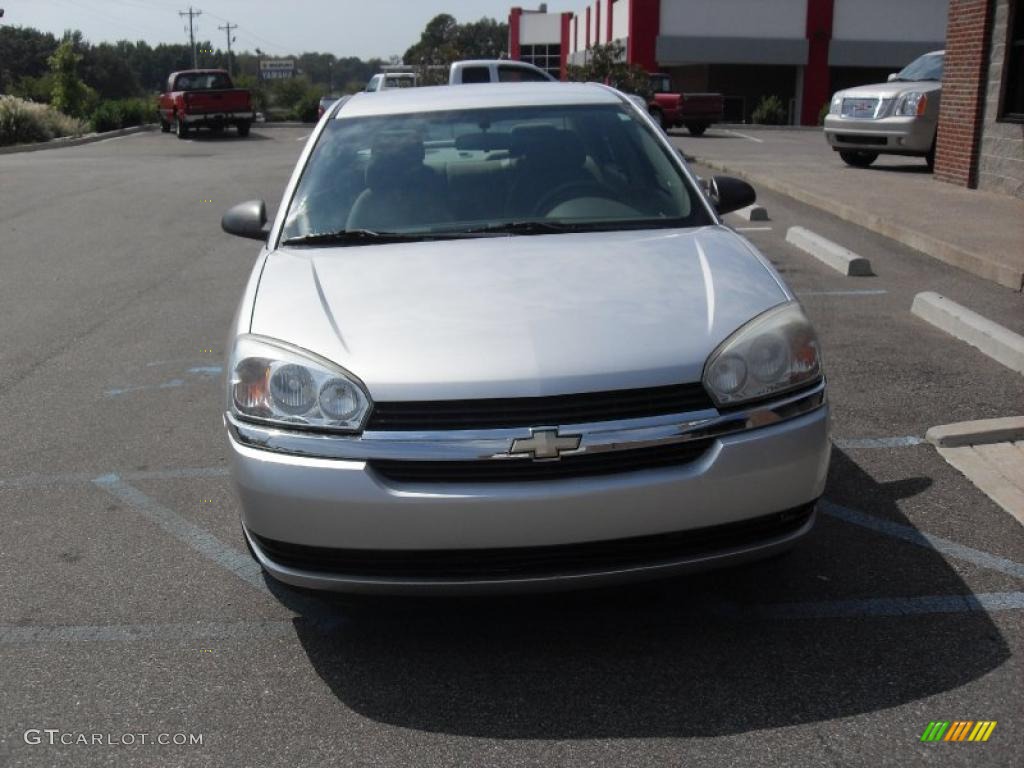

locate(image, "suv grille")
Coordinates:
365 383 714 431
369 439 713 483
251 504 815 579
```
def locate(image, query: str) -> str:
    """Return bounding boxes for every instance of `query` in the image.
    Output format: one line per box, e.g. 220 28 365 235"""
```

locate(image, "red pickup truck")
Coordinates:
647 73 724 136
158 69 254 139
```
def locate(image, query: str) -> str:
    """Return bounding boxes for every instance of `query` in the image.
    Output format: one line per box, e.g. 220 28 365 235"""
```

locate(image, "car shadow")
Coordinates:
182 131 272 142
267 448 1008 738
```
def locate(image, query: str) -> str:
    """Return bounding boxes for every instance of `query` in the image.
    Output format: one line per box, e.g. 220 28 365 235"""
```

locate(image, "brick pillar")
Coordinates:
934 0 993 188
801 0 834 126
509 7 522 60
627 0 659 72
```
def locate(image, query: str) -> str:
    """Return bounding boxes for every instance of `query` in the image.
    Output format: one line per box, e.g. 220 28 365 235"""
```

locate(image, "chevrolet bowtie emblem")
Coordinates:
510 429 581 460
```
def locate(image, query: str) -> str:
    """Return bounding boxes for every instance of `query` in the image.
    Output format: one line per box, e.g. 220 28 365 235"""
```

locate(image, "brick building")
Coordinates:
935 0 1024 197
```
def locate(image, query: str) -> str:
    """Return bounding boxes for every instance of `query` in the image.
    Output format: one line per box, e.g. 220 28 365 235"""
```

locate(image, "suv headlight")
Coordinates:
895 91 928 117
228 335 371 432
703 302 822 407
829 93 843 115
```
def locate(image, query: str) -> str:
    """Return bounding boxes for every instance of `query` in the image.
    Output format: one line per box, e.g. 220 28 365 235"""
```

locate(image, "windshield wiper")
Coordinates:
455 221 582 236
280 229 442 247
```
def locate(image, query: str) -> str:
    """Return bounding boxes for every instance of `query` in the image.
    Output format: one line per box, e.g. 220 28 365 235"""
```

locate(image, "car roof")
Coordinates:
338 82 623 118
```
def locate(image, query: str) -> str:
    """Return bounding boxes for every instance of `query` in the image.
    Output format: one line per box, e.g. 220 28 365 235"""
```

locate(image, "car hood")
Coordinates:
838 81 942 99
250 226 789 401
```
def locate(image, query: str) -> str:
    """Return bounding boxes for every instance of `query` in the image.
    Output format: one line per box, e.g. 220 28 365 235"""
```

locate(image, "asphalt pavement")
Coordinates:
0 126 1022 767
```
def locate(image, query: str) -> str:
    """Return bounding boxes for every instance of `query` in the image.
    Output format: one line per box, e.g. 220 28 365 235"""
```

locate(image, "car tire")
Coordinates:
925 141 936 171
176 115 190 139
839 150 877 168
160 119 171 133
685 122 708 137
237 121 251 138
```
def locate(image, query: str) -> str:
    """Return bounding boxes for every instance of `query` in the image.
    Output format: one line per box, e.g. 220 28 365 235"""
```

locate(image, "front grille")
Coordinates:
252 503 815 579
365 383 714 431
835 134 887 146
369 439 713 483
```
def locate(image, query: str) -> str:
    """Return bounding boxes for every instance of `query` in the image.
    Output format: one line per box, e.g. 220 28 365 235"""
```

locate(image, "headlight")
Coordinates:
703 302 822 407
895 91 928 117
829 93 843 115
228 335 371 432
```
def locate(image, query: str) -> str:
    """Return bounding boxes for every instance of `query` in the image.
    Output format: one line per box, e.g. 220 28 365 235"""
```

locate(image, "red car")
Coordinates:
158 69 254 139
648 73 724 136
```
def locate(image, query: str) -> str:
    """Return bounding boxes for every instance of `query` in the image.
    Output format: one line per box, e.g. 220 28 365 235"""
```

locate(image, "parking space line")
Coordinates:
833 436 923 449
296 133 310 141
0 620 295 645
93 474 266 589
734 226 773 232
716 591 1024 620
720 129 764 144
822 500 1024 581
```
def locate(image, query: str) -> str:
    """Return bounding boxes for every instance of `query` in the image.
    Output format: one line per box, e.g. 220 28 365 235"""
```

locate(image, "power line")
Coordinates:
178 5 201 68
217 21 237 77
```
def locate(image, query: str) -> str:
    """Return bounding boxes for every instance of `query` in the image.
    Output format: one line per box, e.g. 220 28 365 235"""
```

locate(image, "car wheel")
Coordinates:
176 115 190 139
925 141 936 171
839 150 877 168
685 122 708 136
237 121 251 137
160 119 171 133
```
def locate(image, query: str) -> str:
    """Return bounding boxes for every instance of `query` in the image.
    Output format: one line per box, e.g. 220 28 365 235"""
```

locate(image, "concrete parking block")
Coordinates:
911 292 1024 375
786 226 873 276
734 204 769 221
926 416 1024 447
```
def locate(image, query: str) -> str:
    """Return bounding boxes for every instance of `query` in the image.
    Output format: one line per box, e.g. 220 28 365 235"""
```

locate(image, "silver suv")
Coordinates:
824 50 943 169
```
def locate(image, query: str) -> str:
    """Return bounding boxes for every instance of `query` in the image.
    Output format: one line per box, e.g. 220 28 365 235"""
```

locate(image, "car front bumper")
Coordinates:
824 115 936 154
227 384 831 594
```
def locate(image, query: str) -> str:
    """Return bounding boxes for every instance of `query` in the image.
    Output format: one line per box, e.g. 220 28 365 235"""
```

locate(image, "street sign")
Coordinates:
259 59 295 80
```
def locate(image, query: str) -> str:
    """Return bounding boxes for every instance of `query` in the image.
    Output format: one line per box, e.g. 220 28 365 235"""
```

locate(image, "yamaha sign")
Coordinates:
259 59 295 81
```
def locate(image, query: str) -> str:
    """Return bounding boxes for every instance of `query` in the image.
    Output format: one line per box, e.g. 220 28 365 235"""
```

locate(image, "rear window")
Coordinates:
281 103 711 242
175 72 232 90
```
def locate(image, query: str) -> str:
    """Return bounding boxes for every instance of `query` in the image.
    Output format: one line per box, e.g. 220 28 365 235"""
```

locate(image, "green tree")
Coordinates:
404 13 459 66
48 39 90 117
567 41 651 99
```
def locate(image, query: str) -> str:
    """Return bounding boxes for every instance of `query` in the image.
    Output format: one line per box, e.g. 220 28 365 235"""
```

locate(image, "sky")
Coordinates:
1 0 522 59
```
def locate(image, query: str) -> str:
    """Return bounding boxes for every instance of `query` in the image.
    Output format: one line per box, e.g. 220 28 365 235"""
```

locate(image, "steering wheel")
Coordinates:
531 180 619 216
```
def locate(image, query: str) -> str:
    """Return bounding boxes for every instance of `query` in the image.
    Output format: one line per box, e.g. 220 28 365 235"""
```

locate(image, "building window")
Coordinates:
1002 0 1024 121
520 44 562 79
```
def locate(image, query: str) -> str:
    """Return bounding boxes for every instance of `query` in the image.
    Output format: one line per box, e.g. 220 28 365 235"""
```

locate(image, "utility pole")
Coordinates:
218 21 237 76
179 6 202 68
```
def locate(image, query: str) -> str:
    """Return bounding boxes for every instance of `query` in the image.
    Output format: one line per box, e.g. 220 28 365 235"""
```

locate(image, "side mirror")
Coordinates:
221 200 268 240
887 73 898 82
709 176 756 216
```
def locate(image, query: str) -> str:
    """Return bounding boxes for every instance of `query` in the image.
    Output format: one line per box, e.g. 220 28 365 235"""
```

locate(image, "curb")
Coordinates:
926 417 1024 447
0 124 157 156
911 291 1024 374
692 157 1024 292
786 226 873 276
734 204 769 222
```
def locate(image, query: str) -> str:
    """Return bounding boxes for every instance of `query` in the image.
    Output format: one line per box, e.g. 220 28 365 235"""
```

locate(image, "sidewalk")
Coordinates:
672 127 1024 292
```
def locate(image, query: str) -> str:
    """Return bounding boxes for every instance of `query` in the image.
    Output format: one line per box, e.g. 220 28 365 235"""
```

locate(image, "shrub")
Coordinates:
751 94 787 125
290 90 322 123
90 97 157 133
817 100 830 126
0 95 87 146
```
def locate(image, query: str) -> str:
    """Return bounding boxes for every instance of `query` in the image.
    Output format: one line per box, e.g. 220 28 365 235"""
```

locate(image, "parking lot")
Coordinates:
1 126 1022 767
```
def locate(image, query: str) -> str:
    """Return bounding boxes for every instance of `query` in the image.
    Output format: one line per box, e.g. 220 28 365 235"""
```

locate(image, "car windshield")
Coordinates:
176 72 232 90
281 102 710 243
893 53 943 82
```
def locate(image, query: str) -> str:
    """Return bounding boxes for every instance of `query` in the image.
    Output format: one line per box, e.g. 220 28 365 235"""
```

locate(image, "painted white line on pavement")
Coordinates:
822 500 1024 581
833 436 923 449
0 620 295 644
93 473 266 589
296 133 310 141
721 129 764 144
717 591 1024 620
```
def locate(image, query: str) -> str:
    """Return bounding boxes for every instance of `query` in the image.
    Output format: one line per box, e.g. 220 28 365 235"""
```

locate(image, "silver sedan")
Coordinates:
220 83 830 594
